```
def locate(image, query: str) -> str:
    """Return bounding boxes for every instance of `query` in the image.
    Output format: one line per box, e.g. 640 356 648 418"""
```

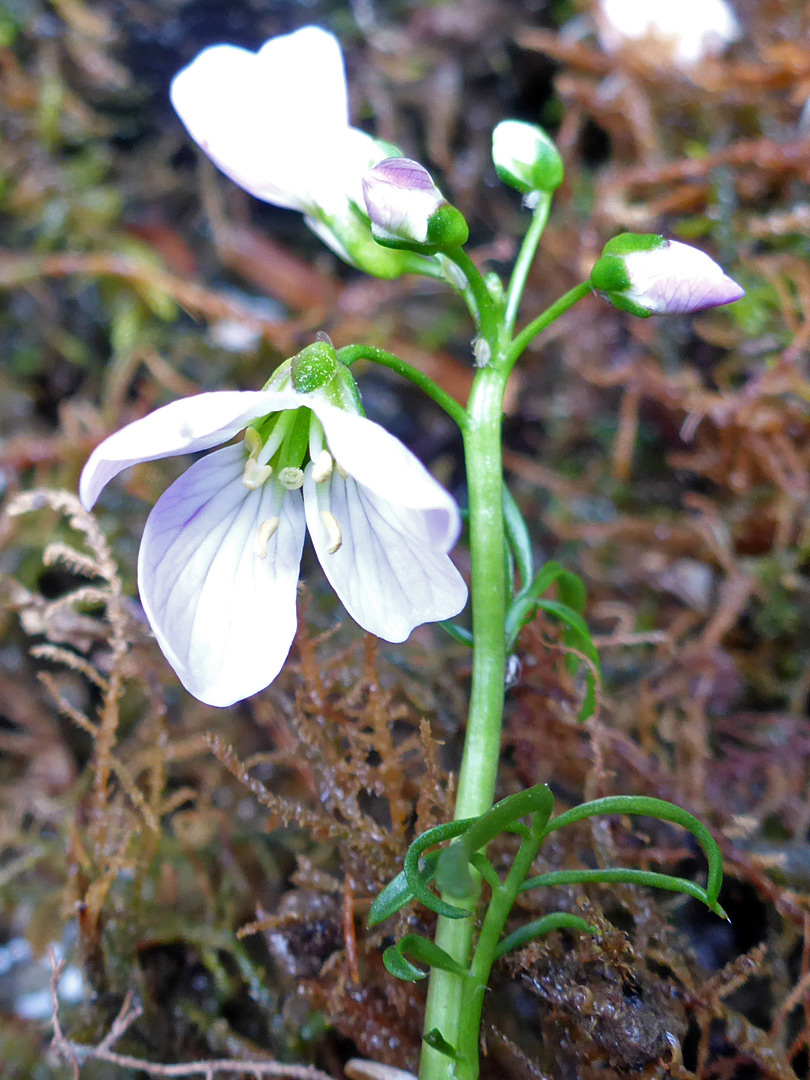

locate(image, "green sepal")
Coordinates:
291 340 339 393
426 203 470 250
495 913 595 959
590 234 668 317
372 202 470 256
601 232 667 257
382 934 468 982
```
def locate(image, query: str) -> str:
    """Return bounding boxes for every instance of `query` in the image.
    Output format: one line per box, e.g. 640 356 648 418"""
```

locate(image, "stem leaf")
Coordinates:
404 819 477 919
495 913 595 959
423 1029 461 1061
519 867 728 919
542 795 725 908
383 934 468 982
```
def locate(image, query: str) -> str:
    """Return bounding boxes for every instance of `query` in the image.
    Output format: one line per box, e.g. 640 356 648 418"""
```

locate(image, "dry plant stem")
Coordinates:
49 955 336 1080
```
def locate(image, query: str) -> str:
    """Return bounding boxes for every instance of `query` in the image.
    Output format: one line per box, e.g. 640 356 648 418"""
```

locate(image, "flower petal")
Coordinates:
170 26 378 213
308 401 462 551
138 444 305 707
624 241 745 314
80 389 305 510
304 469 467 642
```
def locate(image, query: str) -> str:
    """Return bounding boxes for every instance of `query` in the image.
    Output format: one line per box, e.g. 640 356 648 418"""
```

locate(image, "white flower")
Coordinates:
596 0 739 67
80 385 467 707
170 26 422 278
590 233 744 316
171 26 382 217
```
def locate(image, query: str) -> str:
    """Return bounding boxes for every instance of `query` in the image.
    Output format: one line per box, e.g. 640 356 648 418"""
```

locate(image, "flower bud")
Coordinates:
291 340 339 394
290 339 363 414
589 233 745 317
362 157 469 252
492 120 564 203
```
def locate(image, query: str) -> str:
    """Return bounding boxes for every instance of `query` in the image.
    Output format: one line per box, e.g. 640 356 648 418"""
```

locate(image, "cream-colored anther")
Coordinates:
278 466 305 490
335 461 349 480
320 509 343 554
254 517 280 558
311 449 334 483
244 427 263 456
242 458 274 490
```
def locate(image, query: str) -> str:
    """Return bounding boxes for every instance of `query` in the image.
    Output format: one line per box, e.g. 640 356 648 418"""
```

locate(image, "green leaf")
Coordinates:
383 935 468 982
519 868 728 919
423 1029 460 1060
533 598 600 721
503 485 534 590
404 819 477 919
368 852 442 926
541 795 725 910
462 783 554 853
439 620 474 647
435 785 553 899
495 913 595 958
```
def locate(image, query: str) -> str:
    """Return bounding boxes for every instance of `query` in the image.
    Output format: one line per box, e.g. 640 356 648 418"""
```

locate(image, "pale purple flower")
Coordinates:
590 234 745 317
80 389 467 707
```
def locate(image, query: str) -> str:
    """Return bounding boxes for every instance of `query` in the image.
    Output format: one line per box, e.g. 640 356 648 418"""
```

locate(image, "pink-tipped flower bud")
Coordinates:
590 233 745 317
362 157 468 252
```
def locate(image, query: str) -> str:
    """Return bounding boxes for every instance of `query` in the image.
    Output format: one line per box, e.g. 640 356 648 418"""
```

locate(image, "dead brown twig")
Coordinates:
48 952 337 1080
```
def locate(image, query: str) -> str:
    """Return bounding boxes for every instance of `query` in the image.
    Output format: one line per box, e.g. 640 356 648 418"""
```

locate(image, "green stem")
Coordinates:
336 344 467 430
443 247 502 347
419 362 508 1080
455 821 545 1079
505 280 591 372
503 194 552 336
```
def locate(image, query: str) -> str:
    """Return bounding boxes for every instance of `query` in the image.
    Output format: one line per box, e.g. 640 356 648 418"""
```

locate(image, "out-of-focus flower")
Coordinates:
170 26 420 277
590 233 745 316
491 120 564 203
80 346 467 707
362 157 468 251
596 0 740 66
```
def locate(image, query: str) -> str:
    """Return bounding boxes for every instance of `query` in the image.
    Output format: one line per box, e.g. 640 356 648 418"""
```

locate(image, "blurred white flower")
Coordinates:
80 374 467 707
596 0 740 66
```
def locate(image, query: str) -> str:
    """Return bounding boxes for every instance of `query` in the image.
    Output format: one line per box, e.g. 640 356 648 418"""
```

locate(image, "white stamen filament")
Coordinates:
278 466 305 490
320 509 342 554
311 449 334 483
254 516 280 558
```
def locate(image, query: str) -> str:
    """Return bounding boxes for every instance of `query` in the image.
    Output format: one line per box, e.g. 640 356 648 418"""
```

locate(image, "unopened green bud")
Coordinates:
291 340 339 393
